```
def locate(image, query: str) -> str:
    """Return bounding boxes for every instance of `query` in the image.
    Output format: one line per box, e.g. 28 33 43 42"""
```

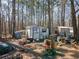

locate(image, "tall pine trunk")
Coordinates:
48 0 51 36
18 0 19 30
22 3 24 29
70 0 78 42
78 15 79 37
61 2 65 26
57 7 60 26
78 15 79 30
8 0 11 34
42 0 44 26
0 0 2 38
12 0 16 38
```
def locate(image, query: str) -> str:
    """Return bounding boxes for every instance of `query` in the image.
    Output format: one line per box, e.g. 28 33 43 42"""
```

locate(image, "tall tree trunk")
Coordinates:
69 18 72 27
61 3 65 26
78 15 79 35
48 0 51 36
34 1 36 25
4 12 7 38
0 0 2 38
57 7 60 26
12 0 16 38
25 1 27 26
70 0 78 42
31 0 35 25
45 7 47 27
51 0 54 34
42 0 44 26
22 4 24 29
37 0 39 26
30 9 32 25
40 5 42 26
8 0 11 34
18 0 19 30
2 15 4 35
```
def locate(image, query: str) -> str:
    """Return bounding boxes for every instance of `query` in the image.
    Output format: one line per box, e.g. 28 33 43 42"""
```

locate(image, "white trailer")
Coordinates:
58 26 73 36
26 25 49 41
56 26 73 43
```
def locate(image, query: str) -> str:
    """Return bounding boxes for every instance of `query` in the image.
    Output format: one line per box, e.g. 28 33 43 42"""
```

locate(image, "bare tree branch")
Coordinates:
75 0 79 6
75 0 79 14
75 9 79 13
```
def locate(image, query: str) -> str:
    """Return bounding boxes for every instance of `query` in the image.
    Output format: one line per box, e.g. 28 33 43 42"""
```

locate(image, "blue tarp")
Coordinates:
14 32 21 39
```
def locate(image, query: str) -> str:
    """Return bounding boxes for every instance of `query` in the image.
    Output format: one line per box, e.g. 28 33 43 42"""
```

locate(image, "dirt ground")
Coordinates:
9 39 79 59
23 44 79 59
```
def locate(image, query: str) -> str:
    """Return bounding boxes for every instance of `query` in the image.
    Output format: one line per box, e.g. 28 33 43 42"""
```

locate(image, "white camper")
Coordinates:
56 26 73 43
58 26 73 36
26 25 49 41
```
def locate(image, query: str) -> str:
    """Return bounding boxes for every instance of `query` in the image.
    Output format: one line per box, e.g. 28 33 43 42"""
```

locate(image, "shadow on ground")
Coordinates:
57 46 79 59
41 51 65 59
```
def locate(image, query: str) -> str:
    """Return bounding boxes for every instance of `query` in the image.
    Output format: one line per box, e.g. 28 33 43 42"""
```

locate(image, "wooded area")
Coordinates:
0 0 79 42
0 0 79 59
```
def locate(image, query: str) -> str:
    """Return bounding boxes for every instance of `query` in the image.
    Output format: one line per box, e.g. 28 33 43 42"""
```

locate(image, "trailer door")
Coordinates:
33 27 39 40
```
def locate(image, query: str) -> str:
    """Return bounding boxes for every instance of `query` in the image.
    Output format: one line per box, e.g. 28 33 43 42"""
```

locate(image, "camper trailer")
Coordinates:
26 25 49 42
58 26 73 36
55 26 74 43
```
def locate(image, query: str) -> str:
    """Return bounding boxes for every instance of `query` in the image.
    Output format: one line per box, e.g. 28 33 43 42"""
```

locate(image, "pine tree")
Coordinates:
70 0 78 42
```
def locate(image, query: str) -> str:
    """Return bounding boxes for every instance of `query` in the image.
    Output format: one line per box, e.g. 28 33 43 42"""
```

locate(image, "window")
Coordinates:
33 27 37 31
42 29 46 32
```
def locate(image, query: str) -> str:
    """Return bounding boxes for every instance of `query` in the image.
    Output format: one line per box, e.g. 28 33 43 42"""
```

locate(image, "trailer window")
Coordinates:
33 27 37 31
42 29 46 32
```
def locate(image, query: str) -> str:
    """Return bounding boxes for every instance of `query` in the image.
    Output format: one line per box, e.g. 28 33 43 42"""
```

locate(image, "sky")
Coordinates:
1 0 79 21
